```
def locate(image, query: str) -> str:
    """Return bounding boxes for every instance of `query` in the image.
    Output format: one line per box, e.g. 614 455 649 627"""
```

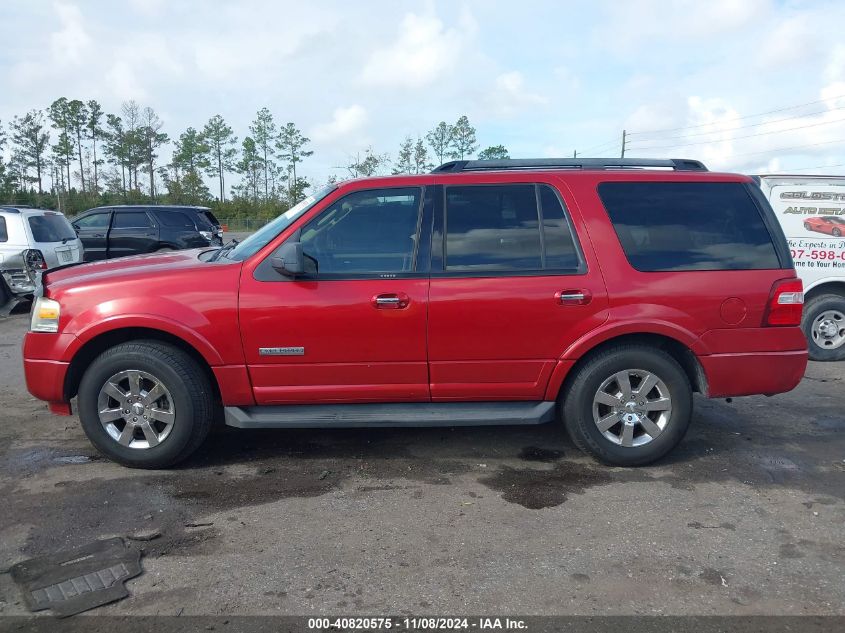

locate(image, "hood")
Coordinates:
44 249 216 291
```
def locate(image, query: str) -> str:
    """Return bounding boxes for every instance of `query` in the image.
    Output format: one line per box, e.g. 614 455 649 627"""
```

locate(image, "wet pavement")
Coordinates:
0 311 843 615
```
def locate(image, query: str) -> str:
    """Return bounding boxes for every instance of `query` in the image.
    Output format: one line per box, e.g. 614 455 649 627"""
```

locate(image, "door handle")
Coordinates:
372 293 410 309
556 289 592 306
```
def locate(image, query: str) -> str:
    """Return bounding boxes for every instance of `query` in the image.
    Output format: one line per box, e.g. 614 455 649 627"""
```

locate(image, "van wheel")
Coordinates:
562 345 692 466
803 294 845 361
77 341 214 468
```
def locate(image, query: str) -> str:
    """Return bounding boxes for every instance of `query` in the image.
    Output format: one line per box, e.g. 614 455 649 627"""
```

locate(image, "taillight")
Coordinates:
23 249 47 271
764 278 804 326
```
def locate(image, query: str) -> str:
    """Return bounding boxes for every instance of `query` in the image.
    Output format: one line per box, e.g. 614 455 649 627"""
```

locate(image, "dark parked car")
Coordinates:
71 205 223 261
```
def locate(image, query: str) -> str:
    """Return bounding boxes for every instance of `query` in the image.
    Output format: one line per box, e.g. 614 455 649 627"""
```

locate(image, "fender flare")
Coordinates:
64 313 224 366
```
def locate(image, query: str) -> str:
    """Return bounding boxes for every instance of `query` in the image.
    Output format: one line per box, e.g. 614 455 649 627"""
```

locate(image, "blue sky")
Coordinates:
2 0 845 189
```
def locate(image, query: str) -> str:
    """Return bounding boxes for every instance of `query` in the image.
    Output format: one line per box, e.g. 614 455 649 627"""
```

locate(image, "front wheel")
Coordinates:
78 341 214 468
802 294 845 361
562 345 693 466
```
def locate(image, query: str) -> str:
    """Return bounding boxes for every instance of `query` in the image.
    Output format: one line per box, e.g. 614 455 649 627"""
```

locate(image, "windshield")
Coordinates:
226 185 337 261
28 213 76 243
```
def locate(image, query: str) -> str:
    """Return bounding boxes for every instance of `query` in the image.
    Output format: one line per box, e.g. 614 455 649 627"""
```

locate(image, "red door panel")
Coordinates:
238 277 429 404
428 276 607 400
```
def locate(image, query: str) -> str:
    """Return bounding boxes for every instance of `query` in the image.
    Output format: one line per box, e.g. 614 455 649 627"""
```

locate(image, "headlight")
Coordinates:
199 231 213 242
31 297 61 333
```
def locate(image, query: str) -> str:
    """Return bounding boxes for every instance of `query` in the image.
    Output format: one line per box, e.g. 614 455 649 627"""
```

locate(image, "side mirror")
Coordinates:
270 241 305 277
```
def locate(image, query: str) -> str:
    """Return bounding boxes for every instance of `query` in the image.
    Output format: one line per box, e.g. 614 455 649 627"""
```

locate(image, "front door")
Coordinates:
73 210 111 261
239 186 432 404
427 180 608 400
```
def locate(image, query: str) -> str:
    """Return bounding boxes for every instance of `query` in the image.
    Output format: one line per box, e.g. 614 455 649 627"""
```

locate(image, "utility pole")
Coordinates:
621 129 627 158
573 150 577 158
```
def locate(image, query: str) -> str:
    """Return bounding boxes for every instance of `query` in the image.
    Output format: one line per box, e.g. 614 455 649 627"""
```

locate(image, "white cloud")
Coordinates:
361 10 476 89
757 15 819 69
50 1 91 66
312 105 368 142
128 0 166 17
488 71 547 116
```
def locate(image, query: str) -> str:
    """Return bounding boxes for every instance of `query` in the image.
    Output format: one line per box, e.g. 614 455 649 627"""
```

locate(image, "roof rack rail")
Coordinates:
431 158 708 173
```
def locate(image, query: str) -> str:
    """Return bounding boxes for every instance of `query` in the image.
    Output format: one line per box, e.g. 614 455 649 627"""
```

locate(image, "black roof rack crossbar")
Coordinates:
432 158 707 173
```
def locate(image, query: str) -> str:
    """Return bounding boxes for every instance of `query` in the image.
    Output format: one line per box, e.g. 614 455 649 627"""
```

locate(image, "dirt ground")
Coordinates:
0 310 843 616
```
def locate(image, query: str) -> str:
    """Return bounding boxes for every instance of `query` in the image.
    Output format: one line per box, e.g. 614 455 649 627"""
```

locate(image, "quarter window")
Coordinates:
444 184 580 272
299 187 422 274
598 182 781 271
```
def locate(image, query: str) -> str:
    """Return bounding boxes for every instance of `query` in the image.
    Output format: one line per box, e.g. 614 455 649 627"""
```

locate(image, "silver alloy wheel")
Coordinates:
812 309 845 350
592 369 672 448
97 369 175 449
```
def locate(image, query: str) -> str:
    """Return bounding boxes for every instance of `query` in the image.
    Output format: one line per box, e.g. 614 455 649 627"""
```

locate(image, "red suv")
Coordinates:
22 158 808 468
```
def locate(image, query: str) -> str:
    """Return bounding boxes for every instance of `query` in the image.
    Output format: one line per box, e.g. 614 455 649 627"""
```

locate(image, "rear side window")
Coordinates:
28 213 76 242
444 184 580 271
0 217 7 242
598 182 780 271
158 211 195 228
113 211 153 229
201 210 219 226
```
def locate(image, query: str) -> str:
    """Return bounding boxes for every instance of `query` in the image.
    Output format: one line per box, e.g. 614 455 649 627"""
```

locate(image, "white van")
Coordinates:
755 175 845 360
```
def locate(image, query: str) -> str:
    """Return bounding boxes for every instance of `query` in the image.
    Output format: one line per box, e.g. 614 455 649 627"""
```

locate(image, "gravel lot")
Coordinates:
0 309 843 616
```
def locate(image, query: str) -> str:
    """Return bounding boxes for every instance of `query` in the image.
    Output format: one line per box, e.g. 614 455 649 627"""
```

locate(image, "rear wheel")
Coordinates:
78 341 214 468
803 294 845 361
562 345 693 466
833 228 842 238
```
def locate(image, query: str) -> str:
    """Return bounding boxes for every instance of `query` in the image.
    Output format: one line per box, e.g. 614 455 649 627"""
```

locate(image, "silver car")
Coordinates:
1 206 84 313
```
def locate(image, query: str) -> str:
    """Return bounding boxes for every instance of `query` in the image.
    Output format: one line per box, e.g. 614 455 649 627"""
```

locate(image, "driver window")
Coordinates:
299 187 422 275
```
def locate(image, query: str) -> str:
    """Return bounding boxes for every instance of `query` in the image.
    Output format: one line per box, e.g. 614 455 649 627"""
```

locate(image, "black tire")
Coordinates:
802 294 845 361
78 340 214 468
562 345 693 466
833 228 842 238
804 222 812 231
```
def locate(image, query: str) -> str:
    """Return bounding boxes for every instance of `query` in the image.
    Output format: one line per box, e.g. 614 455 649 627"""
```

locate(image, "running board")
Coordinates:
224 401 556 429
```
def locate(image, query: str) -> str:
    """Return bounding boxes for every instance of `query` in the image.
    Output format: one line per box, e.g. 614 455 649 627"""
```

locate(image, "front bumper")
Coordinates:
700 350 808 397
24 357 70 405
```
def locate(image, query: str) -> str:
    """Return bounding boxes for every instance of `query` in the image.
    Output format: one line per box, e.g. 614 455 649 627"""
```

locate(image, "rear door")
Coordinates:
108 210 158 258
427 179 609 400
73 210 112 261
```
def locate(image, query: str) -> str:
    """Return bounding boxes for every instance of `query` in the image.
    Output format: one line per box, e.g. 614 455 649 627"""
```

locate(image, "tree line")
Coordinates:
0 100 510 219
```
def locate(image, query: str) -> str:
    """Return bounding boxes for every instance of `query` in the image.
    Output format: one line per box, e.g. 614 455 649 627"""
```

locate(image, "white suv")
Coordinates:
0 206 83 312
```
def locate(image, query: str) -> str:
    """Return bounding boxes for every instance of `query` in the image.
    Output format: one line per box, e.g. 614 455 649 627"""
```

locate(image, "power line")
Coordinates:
579 137 621 155
779 163 845 172
629 117 845 152
631 105 845 143
627 93 845 136
730 137 845 159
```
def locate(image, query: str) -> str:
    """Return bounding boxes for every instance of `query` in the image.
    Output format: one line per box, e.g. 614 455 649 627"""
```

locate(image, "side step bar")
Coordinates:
224 401 557 429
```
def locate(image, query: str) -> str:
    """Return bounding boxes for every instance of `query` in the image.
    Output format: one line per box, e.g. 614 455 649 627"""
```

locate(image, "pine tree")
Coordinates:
426 121 453 165
276 122 313 204
450 115 478 160
203 114 238 202
249 108 277 200
11 110 49 194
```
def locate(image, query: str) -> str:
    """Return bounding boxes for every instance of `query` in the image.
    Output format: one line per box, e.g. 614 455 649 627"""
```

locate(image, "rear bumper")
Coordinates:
700 350 808 398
